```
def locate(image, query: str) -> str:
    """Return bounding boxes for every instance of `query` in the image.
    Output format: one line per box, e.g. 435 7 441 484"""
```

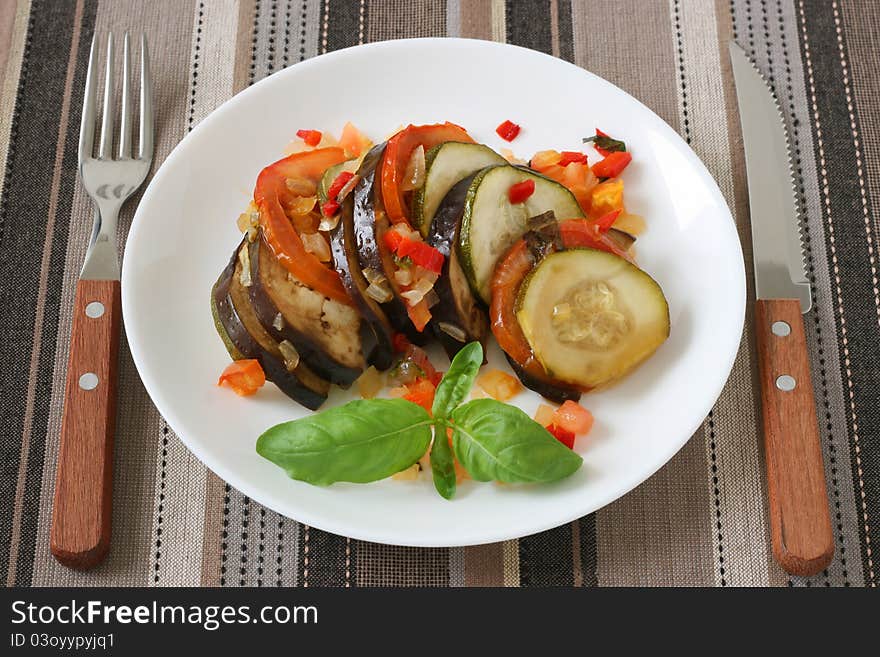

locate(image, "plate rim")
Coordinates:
122 37 746 547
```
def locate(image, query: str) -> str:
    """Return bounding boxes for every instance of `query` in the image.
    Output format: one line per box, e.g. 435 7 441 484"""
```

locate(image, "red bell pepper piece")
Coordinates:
559 151 589 166
547 423 576 449
397 239 445 274
321 200 340 217
508 179 535 204
296 129 322 147
496 119 521 142
591 151 632 179
217 359 266 396
593 209 622 233
326 171 355 201
594 129 611 157
384 229 405 253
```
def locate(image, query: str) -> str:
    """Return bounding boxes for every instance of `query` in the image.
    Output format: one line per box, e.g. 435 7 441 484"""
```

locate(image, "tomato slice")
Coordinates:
217 359 266 396
381 123 473 226
558 218 632 260
254 148 352 305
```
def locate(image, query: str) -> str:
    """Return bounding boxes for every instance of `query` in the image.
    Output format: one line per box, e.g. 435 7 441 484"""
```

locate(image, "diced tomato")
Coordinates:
530 150 561 171
384 229 405 253
496 119 521 142
397 239 444 274
406 299 432 332
326 171 355 201
381 123 473 225
254 148 352 305
591 151 632 179
430 370 444 387
553 400 594 435
321 200 340 217
391 332 411 353
559 151 588 166
548 423 576 449
594 128 611 157
593 209 622 233
408 345 440 383
337 122 372 158
217 359 266 396
508 179 535 204
476 369 523 401
403 377 436 413
589 178 624 218
296 129 322 147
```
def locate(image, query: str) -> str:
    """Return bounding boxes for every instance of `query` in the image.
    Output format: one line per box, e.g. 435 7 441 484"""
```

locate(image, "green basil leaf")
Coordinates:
450 399 583 483
257 399 433 486
583 134 627 153
430 420 457 500
431 341 483 420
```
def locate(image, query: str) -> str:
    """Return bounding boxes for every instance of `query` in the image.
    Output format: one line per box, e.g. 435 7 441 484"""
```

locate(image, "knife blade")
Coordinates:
729 41 833 576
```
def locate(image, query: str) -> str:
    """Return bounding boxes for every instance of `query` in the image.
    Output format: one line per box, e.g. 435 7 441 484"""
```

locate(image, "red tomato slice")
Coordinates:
381 123 473 226
254 148 352 305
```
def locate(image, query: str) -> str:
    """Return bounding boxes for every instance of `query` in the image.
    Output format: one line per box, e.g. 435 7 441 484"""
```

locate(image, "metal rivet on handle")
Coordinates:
79 372 99 390
771 321 791 336
776 375 796 392
85 301 105 318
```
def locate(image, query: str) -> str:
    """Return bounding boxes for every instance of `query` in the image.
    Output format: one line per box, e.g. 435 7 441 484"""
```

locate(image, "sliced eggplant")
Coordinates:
351 144 429 345
504 354 582 404
412 141 506 237
606 227 636 253
329 144 394 370
516 248 669 388
459 164 584 304
426 173 488 358
248 234 365 386
212 244 330 409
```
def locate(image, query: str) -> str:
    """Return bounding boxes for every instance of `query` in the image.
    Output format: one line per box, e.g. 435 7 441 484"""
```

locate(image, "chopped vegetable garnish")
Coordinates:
338 122 372 158
593 209 622 233
402 377 436 413
553 400 594 435
218 359 266 396
384 230 445 274
589 178 625 217
548 423 576 449
559 151 589 166
296 129 322 147
476 369 523 401
584 129 626 157
392 332 412 354
508 179 536 204
533 403 556 427
321 199 340 217
496 119 521 142
591 151 632 179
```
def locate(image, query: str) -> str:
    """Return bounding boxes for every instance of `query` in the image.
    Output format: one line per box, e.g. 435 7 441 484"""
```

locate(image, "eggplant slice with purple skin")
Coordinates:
247 234 365 386
425 173 488 358
211 242 330 409
350 144 430 346
328 144 394 370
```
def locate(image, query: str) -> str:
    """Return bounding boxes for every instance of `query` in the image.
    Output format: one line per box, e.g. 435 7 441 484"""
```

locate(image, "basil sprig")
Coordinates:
256 342 583 498
583 133 627 153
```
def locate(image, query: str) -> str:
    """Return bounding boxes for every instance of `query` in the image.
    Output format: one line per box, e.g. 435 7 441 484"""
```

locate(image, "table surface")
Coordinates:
1 0 877 588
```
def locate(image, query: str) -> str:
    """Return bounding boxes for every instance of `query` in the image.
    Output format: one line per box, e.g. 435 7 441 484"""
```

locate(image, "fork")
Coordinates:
50 32 153 570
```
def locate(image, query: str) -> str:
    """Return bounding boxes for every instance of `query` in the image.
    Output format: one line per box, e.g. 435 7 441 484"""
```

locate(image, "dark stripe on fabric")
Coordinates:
577 514 597 587
2 0 97 586
556 0 573 63
298 523 350 586
321 0 361 53
518 524 575 587
798 0 880 587
506 0 552 54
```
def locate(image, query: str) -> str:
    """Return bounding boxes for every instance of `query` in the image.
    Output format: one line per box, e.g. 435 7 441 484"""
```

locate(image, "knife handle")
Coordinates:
755 298 833 576
51 279 120 570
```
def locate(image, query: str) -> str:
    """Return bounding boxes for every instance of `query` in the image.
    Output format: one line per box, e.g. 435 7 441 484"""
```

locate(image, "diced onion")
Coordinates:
393 268 413 286
477 369 523 402
437 322 466 342
278 340 300 372
302 232 331 262
424 289 440 309
237 247 252 287
285 177 317 197
356 366 384 399
335 174 360 202
412 266 439 285
533 403 556 427
318 213 340 232
400 145 425 192
272 313 284 331
236 212 250 232
246 225 258 243
366 282 393 303
362 268 387 286
401 288 424 305
286 195 317 216
391 463 420 481
413 276 435 296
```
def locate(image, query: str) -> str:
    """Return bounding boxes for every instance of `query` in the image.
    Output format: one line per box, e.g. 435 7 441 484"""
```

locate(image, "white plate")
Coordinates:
122 38 745 547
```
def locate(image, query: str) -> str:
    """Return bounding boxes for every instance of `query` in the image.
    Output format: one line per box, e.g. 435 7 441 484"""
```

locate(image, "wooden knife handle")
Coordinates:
50 279 121 570
755 298 833 576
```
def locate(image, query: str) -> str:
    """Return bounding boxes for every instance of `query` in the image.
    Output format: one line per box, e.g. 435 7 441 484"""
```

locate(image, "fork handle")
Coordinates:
755 299 833 576
51 279 121 570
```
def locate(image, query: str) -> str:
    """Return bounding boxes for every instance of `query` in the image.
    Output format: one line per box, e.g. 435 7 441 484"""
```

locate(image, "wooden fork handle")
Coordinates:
755 298 833 576
50 279 121 570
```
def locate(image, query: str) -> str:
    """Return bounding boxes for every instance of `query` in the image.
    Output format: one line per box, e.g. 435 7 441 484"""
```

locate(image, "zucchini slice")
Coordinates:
317 161 354 204
516 248 669 389
212 243 330 409
412 142 506 237
459 165 584 304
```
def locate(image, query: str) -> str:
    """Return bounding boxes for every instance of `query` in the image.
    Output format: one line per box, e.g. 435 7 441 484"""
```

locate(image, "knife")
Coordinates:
729 42 833 576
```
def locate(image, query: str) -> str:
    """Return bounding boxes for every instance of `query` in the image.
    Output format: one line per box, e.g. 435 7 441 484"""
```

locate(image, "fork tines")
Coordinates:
79 32 153 165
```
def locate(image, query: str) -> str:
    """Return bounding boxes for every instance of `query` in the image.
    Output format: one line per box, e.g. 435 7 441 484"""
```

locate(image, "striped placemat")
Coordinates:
1 0 876 587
